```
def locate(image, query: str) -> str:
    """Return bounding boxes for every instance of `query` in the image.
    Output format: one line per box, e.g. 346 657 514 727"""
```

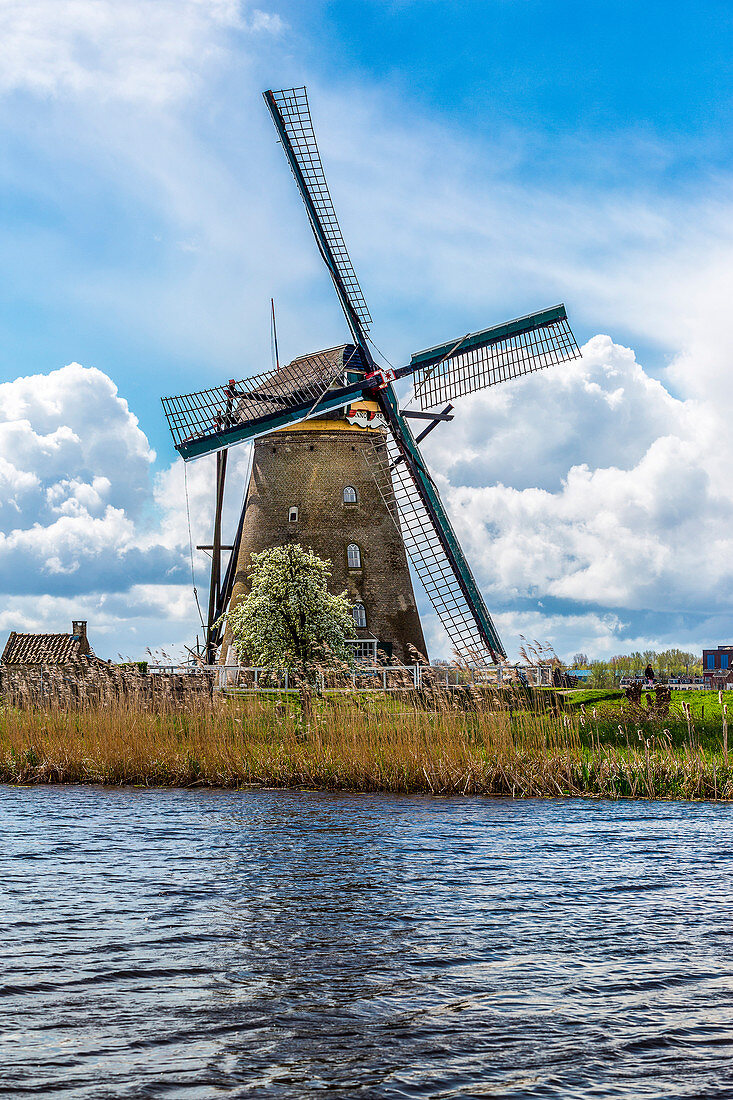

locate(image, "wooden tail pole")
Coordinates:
205 448 228 665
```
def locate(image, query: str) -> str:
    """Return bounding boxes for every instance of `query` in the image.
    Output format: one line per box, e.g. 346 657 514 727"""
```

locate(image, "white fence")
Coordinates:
147 662 557 694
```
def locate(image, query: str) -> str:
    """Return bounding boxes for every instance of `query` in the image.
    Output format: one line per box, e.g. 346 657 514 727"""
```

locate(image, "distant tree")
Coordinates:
572 653 589 667
676 650 699 676
610 654 631 682
606 649 700 681
223 544 355 713
589 660 611 688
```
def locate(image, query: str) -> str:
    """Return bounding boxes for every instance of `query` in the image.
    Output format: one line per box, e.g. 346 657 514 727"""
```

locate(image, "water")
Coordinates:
2 788 733 1099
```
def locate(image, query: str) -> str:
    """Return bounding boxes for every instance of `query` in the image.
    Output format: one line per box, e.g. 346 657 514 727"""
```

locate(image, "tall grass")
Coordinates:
2 690 732 799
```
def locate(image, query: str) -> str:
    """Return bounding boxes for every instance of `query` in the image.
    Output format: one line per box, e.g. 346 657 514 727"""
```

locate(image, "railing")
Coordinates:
147 662 557 694
219 664 424 693
149 663 422 693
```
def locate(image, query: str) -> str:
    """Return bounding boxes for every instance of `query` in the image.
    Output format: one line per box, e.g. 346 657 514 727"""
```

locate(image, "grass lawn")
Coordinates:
556 687 732 755
560 688 625 706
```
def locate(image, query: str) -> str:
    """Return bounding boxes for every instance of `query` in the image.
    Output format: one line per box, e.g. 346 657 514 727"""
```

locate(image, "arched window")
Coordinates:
288 506 299 523
353 602 367 628
343 486 357 504
347 543 361 569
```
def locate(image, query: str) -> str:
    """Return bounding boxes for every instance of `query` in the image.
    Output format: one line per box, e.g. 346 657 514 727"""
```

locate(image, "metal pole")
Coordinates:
206 448 228 664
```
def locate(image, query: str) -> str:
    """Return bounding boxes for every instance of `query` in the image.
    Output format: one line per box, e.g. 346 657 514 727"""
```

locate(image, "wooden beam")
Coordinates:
205 449 228 664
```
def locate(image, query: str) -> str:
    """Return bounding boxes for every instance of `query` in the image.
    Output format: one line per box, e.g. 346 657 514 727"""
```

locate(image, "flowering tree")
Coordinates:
224 545 354 700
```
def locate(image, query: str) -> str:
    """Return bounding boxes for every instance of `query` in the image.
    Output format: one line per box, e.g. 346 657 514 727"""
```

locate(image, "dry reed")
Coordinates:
2 689 732 800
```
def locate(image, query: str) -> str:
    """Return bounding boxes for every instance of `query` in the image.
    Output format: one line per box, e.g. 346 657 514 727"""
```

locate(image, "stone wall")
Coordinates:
0 660 213 709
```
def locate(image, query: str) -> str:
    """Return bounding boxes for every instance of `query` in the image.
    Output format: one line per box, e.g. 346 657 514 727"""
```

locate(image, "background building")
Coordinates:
702 645 733 685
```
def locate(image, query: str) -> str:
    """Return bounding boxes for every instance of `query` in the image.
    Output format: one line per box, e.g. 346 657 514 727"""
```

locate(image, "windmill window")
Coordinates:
289 507 299 523
343 486 357 504
346 638 376 661
352 603 367 629
347 543 361 569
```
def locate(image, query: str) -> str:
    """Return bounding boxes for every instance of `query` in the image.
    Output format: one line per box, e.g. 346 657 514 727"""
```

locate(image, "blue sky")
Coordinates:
0 0 732 662
310 0 733 151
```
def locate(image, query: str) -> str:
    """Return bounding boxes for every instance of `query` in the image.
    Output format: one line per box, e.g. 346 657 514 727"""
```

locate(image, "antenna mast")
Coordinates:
271 297 280 371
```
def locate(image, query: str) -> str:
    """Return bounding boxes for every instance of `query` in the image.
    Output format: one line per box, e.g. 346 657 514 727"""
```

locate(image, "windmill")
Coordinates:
162 87 580 666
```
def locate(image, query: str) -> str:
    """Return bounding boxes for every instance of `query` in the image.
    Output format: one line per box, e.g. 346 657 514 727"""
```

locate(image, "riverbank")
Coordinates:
2 691 732 799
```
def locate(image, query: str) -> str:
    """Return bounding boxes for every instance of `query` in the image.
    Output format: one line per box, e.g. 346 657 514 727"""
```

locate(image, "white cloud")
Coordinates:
0 363 154 526
421 334 707 493
0 585 199 661
416 333 731 659
0 0 282 104
0 360 256 658
248 9 285 33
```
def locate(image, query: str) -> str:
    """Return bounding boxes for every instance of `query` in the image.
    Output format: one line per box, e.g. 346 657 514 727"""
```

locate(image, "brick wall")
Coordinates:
223 418 427 664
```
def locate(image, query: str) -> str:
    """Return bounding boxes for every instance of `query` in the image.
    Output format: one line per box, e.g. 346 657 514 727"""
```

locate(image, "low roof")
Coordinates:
1 631 93 665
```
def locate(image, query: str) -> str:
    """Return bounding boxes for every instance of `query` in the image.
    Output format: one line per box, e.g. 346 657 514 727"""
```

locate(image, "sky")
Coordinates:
1 0 732 663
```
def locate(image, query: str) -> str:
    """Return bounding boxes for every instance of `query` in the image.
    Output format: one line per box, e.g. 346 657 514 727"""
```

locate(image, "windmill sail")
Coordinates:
162 345 366 460
410 304 579 410
264 87 372 346
363 393 506 663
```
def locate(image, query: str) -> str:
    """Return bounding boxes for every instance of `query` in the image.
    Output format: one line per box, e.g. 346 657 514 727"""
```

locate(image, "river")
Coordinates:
2 787 733 1098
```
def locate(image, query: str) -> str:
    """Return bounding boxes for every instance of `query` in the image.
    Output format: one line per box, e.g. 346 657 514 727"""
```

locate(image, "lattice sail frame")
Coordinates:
267 87 372 334
362 428 502 665
411 307 579 410
162 348 362 453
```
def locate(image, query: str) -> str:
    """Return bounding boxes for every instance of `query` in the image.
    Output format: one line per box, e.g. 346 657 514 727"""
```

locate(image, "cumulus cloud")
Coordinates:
0 363 154 523
416 333 732 658
0 360 257 657
0 363 182 597
421 335 707 493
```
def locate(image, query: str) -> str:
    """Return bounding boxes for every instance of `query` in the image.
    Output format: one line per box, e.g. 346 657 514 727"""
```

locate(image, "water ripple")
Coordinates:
2 787 733 1098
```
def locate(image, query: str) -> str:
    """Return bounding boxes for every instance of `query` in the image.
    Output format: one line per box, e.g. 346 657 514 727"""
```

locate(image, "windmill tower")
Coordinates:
162 87 580 665
226 345 427 664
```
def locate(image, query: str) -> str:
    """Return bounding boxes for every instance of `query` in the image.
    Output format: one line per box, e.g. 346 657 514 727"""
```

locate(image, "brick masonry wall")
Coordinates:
223 419 427 664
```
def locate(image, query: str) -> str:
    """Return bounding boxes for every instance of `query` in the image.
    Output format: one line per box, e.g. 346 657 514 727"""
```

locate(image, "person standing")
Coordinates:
644 663 654 685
